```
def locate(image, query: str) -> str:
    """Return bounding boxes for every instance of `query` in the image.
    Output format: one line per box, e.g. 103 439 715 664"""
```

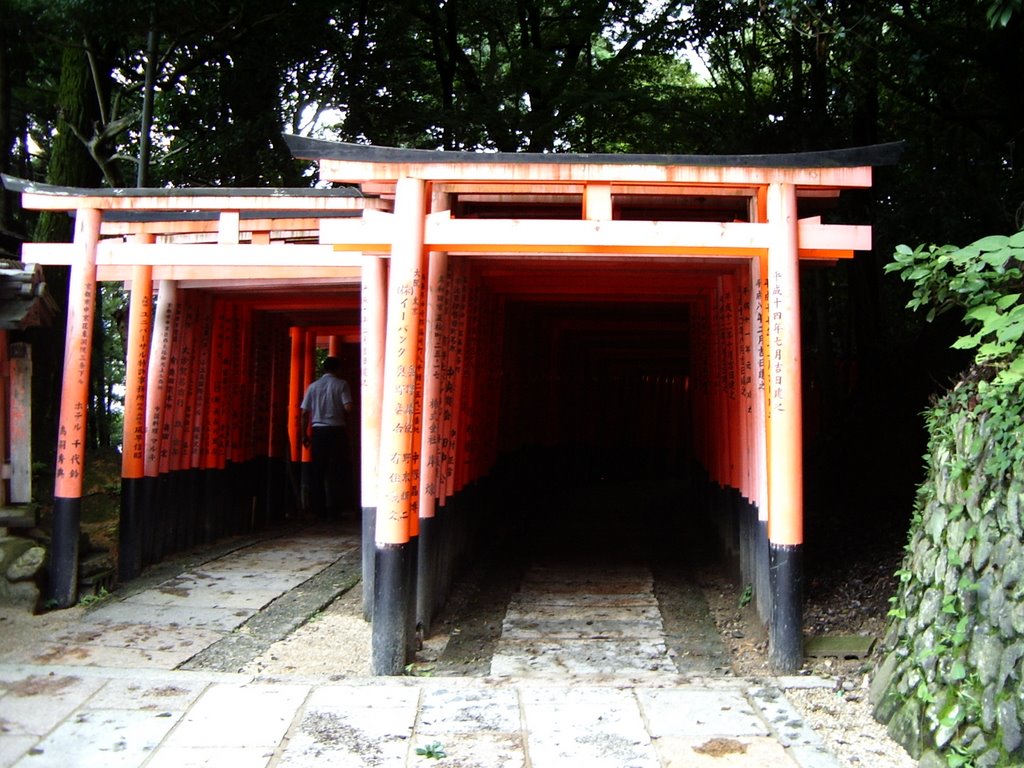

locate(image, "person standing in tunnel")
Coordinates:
300 356 354 519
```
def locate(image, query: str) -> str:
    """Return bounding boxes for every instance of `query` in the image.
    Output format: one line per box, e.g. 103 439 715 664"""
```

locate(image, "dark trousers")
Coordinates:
310 426 351 518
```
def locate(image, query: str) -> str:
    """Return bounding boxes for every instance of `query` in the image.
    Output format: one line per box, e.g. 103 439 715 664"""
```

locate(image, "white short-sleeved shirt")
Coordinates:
300 373 353 427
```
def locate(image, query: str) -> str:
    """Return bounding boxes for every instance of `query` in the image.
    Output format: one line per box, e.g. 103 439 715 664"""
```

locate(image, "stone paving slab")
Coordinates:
492 638 677 676
11 707 180 768
83 601 254 632
637 688 769 737
4 622 223 670
417 685 521 733
508 591 658 607
2 642 199 670
161 682 309 748
520 685 661 768
144 745 276 768
0 673 106 737
504 602 662 620
114 581 283 611
501 617 666 639
83 677 208 712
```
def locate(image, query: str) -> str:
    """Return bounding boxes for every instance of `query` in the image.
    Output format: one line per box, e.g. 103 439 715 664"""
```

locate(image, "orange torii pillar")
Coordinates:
749 255 772 624
287 326 304 471
299 328 317 512
361 257 387 619
198 300 224 541
373 177 427 675
143 279 177 565
187 295 213 542
766 183 804 672
264 319 291 526
417 247 449 635
165 288 193 553
119 258 153 581
49 208 101 607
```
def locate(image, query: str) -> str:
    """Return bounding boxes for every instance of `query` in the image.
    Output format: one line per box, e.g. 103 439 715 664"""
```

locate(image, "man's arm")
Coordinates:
301 409 311 447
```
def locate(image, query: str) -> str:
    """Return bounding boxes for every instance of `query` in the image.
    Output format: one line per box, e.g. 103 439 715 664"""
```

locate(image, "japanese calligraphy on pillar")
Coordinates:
441 265 468 494
738 275 754 412
190 295 213 469
204 301 229 470
54 208 100 497
420 253 449 505
770 271 786 413
249 315 273 457
145 281 176 477
382 268 423 520
460 274 482 485
123 274 152 473
719 277 737 402
755 272 767 399
164 289 188 473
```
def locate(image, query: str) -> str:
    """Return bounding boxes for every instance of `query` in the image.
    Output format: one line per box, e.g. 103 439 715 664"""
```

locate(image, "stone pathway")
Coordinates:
491 564 677 676
0 525 847 768
0 530 360 672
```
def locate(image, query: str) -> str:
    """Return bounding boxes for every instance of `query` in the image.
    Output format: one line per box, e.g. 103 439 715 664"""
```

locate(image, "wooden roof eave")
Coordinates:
285 135 904 188
0 174 363 212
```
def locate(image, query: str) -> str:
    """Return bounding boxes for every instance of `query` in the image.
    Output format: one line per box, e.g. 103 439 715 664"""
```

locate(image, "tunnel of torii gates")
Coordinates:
4 138 901 674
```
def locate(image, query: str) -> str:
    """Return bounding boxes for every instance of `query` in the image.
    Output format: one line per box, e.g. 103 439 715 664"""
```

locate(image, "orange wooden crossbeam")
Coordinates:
18 190 366 212
318 156 874 188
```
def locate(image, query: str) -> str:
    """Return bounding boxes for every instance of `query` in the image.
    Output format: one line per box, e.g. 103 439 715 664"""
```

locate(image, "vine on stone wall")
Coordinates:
871 233 1024 767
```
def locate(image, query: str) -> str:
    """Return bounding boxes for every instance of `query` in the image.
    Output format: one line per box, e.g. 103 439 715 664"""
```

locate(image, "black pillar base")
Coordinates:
118 478 142 582
49 496 81 608
755 518 771 624
372 541 411 675
407 534 420 658
416 514 437 637
769 541 803 673
362 506 376 621
140 476 158 568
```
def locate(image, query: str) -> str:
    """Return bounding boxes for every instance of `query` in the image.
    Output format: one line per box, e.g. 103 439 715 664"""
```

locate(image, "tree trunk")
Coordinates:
29 43 103 466
0 9 14 233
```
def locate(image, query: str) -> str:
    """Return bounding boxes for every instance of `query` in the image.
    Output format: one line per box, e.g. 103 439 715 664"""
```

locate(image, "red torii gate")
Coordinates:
4 139 898 673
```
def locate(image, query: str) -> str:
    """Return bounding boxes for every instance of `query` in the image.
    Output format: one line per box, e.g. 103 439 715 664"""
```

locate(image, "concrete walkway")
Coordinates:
0 526 845 768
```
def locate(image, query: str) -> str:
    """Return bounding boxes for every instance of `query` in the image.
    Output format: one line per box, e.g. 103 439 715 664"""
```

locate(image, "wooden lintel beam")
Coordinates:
420 216 868 256
25 242 370 267
30 216 867 271
101 266 360 283
100 218 329 236
321 159 874 188
19 192 366 212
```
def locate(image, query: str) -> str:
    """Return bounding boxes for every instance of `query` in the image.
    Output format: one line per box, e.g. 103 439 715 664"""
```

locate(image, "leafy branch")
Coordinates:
885 231 1024 385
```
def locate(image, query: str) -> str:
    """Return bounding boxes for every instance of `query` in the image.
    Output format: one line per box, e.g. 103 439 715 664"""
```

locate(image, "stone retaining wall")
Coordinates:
0 531 46 609
870 377 1024 767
